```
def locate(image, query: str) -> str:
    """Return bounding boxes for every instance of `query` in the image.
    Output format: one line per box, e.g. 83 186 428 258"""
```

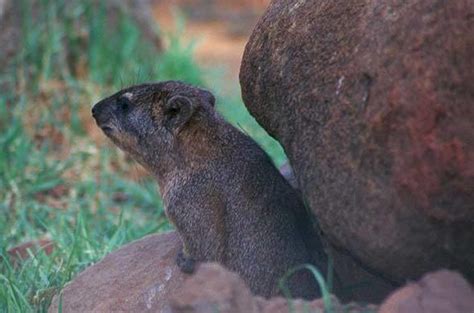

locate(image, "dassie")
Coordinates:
92 81 324 299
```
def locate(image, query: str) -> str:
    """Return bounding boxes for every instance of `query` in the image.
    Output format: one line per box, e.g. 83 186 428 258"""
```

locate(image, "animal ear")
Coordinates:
201 89 215 107
164 95 196 133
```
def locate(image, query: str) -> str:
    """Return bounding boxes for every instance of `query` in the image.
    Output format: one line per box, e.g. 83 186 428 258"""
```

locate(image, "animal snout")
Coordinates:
91 101 106 121
91 102 108 125
91 105 98 117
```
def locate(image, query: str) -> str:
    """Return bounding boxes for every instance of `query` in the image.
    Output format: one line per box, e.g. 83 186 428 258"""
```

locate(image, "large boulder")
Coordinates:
48 232 186 313
240 0 474 286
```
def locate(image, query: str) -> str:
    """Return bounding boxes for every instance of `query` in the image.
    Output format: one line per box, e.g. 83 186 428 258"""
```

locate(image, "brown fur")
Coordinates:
92 81 324 299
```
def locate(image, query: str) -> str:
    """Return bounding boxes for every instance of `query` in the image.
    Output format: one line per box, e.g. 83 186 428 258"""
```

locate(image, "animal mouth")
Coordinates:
99 124 115 133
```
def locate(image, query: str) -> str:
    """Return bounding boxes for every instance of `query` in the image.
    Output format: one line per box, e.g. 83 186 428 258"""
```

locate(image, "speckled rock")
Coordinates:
379 270 474 313
240 0 474 288
169 263 377 313
48 232 186 313
169 263 259 313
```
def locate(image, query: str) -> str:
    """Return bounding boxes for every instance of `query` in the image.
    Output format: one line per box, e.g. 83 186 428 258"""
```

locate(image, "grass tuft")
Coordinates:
279 264 334 313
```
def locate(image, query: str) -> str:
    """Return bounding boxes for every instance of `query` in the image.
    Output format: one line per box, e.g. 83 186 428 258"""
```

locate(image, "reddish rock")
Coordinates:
240 0 474 289
379 270 474 313
48 232 186 313
49 238 471 313
170 266 472 313
169 263 259 313
169 263 377 313
255 296 348 313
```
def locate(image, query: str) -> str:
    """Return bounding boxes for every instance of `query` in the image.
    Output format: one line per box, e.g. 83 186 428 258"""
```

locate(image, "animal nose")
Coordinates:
91 105 98 117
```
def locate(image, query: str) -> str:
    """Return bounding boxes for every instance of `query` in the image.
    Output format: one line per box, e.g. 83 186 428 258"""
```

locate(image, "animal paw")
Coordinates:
176 250 196 274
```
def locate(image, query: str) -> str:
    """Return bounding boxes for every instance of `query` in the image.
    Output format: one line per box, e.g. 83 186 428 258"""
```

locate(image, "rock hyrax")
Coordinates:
92 81 324 299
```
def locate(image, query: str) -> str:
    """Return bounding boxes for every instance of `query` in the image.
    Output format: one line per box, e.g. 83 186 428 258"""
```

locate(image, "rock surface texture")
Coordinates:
48 234 472 313
240 0 474 287
169 263 259 313
379 270 474 313
170 266 472 313
168 263 378 313
48 232 186 313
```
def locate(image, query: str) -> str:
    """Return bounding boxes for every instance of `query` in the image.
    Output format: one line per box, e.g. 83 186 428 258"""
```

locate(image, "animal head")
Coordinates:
91 81 216 172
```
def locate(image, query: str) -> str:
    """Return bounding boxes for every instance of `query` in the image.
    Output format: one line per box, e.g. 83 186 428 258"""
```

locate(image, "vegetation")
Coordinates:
0 1 285 312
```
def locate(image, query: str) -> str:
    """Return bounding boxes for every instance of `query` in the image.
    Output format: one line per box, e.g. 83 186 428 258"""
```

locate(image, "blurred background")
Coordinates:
0 0 282 311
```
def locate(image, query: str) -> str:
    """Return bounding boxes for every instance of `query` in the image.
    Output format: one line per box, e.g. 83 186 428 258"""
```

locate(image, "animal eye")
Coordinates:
167 106 180 117
117 97 132 112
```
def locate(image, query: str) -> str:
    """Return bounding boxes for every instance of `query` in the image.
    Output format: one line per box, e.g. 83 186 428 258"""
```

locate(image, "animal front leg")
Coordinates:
167 189 227 274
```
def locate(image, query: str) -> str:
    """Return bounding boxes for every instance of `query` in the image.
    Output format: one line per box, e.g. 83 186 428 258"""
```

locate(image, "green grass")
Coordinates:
0 1 286 312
